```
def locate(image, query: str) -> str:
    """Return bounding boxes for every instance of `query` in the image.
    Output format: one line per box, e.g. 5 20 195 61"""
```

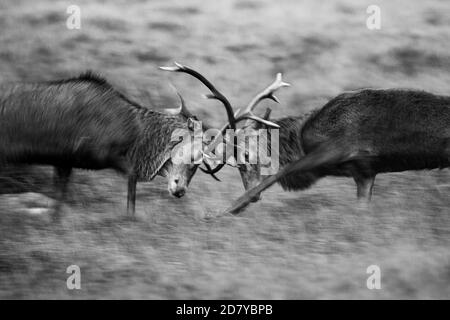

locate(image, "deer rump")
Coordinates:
226 89 450 214
297 89 450 180
0 79 140 172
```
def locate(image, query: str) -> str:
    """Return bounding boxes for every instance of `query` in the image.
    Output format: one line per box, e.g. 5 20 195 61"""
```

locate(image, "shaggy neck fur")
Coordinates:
129 109 188 181
270 110 320 191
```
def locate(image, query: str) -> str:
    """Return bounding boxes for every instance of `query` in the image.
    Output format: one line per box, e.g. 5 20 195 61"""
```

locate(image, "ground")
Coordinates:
0 0 449 299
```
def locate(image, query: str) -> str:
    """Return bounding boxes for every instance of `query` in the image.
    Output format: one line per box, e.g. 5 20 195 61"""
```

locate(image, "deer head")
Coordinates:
159 62 290 201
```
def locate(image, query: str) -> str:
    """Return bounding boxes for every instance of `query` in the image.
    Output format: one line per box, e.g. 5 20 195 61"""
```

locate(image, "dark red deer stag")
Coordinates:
223 88 450 214
0 72 218 219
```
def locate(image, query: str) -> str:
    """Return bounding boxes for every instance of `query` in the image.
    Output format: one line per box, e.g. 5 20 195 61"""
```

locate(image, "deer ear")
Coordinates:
144 128 186 180
145 146 173 180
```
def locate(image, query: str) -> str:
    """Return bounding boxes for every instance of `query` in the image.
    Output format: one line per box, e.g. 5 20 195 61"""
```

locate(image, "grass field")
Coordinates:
0 0 449 299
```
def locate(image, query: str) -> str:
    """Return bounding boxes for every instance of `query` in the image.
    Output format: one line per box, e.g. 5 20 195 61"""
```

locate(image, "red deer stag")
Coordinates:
222 88 450 214
0 71 223 219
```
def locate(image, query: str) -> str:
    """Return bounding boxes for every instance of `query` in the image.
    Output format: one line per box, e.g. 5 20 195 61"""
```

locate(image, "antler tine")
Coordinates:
160 62 236 130
233 73 290 128
243 73 290 114
167 81 195 119
199 162 221 181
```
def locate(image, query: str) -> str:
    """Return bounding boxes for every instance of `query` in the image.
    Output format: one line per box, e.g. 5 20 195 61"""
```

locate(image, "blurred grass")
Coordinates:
0 0 449 299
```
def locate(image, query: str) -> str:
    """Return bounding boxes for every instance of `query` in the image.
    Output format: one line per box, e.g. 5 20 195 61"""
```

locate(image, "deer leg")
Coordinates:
53 166 72 221
127 174 137 216
353 174 375 202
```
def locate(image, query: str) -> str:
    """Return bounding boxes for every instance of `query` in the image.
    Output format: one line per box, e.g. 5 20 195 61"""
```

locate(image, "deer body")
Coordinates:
274 89 450 196
0 72 198 218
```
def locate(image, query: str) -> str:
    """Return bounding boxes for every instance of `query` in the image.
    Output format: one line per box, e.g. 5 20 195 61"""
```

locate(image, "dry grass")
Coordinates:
0 0 449 299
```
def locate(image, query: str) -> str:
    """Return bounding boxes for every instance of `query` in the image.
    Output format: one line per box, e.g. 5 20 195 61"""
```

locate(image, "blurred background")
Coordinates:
0 0 449 299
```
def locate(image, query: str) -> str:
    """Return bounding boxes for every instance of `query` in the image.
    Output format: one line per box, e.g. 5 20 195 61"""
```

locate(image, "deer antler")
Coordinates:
160 62 237 130
200 75 290 175
244 73 290 112
160 62 240 180
164 82 196 119
235 73 290 128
